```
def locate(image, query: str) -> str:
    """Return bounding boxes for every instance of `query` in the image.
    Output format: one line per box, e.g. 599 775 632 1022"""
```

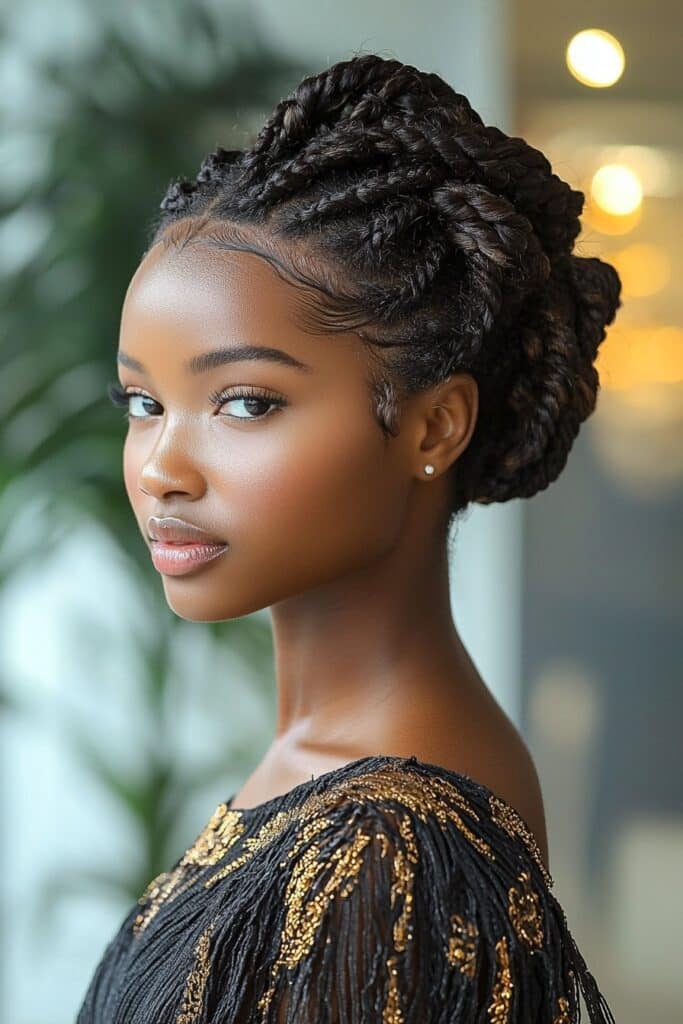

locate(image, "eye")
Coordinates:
208 384 287 421
108 383 160 419
107 382 287 421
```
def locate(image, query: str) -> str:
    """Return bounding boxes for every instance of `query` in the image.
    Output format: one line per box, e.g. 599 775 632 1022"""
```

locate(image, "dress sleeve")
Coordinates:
251 765 616 1024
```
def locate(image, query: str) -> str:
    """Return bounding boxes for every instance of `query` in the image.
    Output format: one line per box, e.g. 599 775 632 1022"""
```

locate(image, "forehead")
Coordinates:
119 234 375 385
121 240 307 341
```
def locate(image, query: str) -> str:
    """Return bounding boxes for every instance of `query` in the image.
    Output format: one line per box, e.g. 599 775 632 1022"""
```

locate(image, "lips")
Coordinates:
148 515 227 545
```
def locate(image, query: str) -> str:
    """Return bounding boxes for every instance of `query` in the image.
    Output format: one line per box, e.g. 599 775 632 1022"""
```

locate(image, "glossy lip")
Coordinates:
150 540 228 576
148 515 227 545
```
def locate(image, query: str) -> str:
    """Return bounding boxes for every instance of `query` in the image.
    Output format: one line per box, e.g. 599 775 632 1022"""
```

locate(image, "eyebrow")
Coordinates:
117 344 313 376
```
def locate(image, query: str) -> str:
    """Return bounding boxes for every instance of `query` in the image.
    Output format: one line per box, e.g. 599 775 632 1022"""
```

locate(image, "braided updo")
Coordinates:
147 52 622 517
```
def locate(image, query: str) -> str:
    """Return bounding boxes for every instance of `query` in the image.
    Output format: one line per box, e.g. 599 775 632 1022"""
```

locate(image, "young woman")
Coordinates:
78 52 620 1023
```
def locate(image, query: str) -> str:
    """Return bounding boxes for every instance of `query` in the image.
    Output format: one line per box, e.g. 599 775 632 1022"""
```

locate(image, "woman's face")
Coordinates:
117 233 416 621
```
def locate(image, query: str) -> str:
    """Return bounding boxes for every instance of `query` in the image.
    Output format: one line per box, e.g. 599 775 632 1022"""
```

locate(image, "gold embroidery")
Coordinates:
204 790 332 888
175 920 215 1024
508 870 544 952
134 865 186 936
256 820 375 1019
256 764 503 1017
183 803 245 866
135 758 551 1020
382 953 404 1023
553 994 572 1024
259 764 496 1019
349 768 497 861
390 813 418 953
488 935 514 1023
280 823 373 967
377 830 391 858
208 762 495 894
446 912 479 979
488 795 554 889
134 805 245 934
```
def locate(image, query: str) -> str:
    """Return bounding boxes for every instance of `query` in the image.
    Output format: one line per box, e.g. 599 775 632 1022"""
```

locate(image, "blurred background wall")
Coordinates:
0 2 679 1022
512 5 683 1020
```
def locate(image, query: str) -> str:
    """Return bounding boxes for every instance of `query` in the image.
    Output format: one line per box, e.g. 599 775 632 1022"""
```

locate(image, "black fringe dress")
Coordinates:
76 753 616 1023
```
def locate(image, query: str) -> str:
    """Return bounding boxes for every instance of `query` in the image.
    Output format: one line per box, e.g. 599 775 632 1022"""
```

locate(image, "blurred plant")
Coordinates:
0 2 307 917
30 598 278 942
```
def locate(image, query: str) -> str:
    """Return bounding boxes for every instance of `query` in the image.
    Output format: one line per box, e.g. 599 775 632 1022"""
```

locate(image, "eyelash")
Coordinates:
107 382 287 422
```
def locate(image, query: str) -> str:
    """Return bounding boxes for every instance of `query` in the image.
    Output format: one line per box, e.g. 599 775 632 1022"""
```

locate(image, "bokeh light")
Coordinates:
591 163 643 215
566 28 625 88
597 324 683 391
606 244 671 298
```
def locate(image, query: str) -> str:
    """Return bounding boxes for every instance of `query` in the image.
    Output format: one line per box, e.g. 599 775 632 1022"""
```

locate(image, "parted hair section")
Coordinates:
147 52 622 517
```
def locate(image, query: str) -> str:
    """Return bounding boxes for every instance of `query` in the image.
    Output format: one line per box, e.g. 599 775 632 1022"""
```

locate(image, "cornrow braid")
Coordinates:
149 52 622 518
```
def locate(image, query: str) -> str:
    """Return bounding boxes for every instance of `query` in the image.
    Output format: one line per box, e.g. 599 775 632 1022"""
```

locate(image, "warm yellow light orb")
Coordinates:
566 29 625 88
591 164 642 216
596 324 683 391
608 244 670 298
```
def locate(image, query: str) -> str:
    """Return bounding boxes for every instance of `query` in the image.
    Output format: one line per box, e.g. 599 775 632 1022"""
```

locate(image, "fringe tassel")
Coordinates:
77 754 616 1023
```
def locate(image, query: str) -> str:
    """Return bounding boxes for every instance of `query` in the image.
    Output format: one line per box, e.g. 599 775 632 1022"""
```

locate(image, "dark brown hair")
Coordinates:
145 52 622 520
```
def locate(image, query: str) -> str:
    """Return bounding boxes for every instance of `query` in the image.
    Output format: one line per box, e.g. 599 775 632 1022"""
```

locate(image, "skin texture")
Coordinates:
118 231 550 870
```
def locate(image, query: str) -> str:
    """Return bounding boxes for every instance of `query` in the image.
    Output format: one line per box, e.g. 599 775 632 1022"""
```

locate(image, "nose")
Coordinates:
129 414 210 501
139 465 207 501
138 448 208 502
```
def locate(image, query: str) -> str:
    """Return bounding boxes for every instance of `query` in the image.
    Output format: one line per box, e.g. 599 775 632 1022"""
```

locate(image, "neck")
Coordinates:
268 529 483 759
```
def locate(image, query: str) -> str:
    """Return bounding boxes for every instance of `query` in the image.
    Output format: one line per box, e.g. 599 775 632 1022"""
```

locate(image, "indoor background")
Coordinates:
0 2 680 1022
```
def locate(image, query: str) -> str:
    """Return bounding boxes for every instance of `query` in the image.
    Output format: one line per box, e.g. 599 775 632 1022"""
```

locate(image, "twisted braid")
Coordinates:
234 55 482 183
149 52 622 516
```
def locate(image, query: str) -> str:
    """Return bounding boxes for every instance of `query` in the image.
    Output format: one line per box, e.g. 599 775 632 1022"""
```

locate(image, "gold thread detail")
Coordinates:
508 870 545 952
339 767 496 861
446 912 479 979
382 953 404 1023
134 805 245 935
175 919 215 1024
204 789 335 888
207 761 498 892
488 795 554 889
256 821 375 1018
390 813 418 954
488 934 514 1023
279 824 373 967
552 994 572 1024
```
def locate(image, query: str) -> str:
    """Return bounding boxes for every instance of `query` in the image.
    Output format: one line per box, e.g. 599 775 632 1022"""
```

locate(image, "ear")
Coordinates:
414 374 478 479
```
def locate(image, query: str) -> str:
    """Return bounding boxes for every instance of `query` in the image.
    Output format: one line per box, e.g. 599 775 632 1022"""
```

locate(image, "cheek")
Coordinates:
123 446 134 496
231 407 404 561
122 438 146 518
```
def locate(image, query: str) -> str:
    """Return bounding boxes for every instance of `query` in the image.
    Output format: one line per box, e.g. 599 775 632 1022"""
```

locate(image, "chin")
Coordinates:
161 584 269 623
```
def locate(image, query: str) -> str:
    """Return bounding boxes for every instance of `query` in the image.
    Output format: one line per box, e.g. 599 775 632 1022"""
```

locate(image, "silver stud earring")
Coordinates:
424 464 435 476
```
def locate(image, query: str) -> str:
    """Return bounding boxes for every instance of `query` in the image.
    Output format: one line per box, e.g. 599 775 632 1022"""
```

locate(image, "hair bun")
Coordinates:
567 254 622 360
466 253 623 504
